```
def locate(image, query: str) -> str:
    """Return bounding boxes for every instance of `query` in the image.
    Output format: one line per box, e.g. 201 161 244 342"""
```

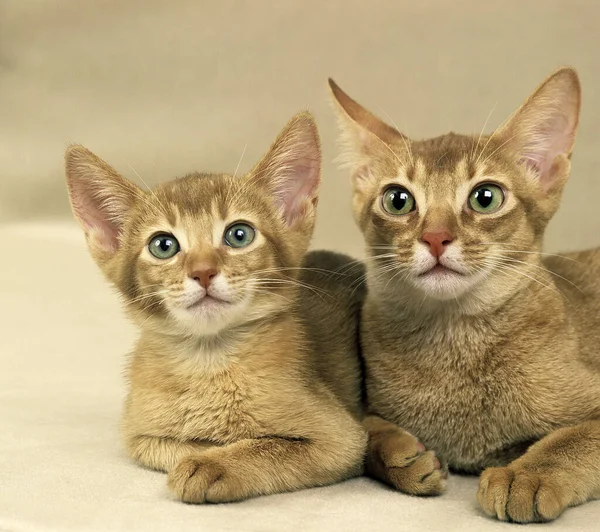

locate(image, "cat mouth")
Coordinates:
419 264 464 277
186 294 231 311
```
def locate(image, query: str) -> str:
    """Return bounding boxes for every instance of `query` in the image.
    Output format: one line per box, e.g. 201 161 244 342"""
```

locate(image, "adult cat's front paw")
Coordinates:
368 429 447 496
168 455 243 504
478 466 568 523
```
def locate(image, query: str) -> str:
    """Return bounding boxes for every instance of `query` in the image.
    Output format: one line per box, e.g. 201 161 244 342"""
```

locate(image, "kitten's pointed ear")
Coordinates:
498 67 581 191
65 145 141 254
250 112 321 227
328 78 407 188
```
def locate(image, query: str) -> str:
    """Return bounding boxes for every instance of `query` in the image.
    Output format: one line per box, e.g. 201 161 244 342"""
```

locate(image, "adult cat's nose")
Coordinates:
189 266 218 289
421 231 454 259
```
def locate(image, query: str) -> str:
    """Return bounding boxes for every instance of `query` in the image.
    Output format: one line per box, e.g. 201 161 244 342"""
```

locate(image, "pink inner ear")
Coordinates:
276 156 320 225
70 180 122 252
521 113 572 186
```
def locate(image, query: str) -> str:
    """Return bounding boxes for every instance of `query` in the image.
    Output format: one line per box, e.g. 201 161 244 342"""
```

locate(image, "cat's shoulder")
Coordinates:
544 246 600 295
301 250 365 295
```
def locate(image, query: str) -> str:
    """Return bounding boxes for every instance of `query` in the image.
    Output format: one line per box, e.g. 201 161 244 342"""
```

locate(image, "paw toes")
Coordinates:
167 457 224 504
535 482 566 522
417 468 447 496
505 471 538 523
478 467 568 523
387 451 446 496
204 477 231 503
167 457 199 498
477 467 514 521
377 437 423 468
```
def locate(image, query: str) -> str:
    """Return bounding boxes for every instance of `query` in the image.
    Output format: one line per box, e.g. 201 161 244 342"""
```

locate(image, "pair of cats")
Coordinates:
66 67 600 523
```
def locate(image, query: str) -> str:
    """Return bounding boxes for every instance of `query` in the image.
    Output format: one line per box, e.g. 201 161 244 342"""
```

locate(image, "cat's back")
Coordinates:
298 251 365 416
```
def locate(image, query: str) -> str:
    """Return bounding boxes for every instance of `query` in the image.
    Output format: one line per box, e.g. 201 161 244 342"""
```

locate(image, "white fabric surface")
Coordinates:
1 222 598 532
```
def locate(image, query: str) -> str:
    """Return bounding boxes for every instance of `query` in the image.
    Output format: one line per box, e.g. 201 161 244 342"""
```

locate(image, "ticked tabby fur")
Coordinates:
330 68 600 522
65 113 374 503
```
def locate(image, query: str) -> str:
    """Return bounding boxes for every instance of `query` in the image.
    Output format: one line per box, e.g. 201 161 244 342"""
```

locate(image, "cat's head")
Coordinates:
329 68 581 309
65 112 321 336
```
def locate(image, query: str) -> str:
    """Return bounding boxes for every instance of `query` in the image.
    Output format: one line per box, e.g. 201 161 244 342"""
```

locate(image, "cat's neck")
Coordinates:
136 309 300 374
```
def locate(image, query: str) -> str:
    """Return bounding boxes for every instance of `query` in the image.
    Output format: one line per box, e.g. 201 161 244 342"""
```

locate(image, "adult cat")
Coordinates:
330 68 600 522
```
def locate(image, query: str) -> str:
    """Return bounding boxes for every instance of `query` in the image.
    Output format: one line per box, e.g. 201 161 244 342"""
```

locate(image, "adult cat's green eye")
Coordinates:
382 187 416 215
148 233 180 259
224 223 255 248
468 184 505 214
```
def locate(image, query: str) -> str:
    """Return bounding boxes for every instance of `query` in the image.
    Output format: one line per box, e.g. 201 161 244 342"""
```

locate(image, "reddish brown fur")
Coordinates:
330 68 600 522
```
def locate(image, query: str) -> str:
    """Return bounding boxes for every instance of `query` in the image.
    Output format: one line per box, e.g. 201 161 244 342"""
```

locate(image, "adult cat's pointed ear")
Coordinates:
329 78 404 145
498 67 581 191
328 78 407 188
65 145 141 254
250 112 321 227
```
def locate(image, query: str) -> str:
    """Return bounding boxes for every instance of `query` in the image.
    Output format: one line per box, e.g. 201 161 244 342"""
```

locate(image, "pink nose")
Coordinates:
189 267 218 289
421 231 454 259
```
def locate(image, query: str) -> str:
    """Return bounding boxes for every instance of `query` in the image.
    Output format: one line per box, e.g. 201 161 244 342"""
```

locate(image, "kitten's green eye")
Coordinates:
224 223 255 248
382 187 416 215
468 184 505 214
148 233 180 259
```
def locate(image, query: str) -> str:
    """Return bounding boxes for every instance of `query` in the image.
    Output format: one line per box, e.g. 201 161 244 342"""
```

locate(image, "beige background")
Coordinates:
2 0 600 256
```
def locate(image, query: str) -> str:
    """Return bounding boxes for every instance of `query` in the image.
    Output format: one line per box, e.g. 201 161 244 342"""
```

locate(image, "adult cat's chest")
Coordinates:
363 320 553 471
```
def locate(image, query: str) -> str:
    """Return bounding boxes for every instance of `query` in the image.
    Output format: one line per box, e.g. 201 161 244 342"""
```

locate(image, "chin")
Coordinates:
410 269 476 301
167 295 283 337
169 299 246 336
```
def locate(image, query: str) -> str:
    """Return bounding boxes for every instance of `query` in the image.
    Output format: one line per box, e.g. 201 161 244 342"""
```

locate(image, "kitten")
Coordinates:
330 68 600 522
64 112 371 503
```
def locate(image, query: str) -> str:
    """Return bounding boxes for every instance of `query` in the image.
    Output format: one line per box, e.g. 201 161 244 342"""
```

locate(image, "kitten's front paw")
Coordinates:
478 466 568 523
368 430 447 496
168 455 242 504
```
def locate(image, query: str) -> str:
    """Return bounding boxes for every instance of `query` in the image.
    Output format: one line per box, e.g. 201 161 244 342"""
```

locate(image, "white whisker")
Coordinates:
471 101 497 162
233 144 248 179
375 104 414 166
127 163 170 218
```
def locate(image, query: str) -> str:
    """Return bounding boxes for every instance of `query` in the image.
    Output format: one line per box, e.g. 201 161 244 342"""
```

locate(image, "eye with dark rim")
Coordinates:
381 186 416 216
148 233 180 259
468 183 505 214
223 222 256 249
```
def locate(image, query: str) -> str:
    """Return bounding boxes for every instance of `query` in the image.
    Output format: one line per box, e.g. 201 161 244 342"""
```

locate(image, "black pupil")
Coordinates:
391 191 409 211
157 238 172 252
476 188 493 208
234 229 245 241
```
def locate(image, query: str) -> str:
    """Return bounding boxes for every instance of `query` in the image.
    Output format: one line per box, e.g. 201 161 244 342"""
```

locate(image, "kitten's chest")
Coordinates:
128 363 267 444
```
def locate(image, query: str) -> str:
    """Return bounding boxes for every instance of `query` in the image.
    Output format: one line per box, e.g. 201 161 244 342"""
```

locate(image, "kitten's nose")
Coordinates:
189 266 218 289
421 231 454 259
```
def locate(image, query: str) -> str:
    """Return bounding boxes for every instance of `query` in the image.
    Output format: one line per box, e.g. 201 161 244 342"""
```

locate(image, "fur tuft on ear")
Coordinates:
65 145 142 253
498 67 581 191
328 78 407 188
249 112 321 227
